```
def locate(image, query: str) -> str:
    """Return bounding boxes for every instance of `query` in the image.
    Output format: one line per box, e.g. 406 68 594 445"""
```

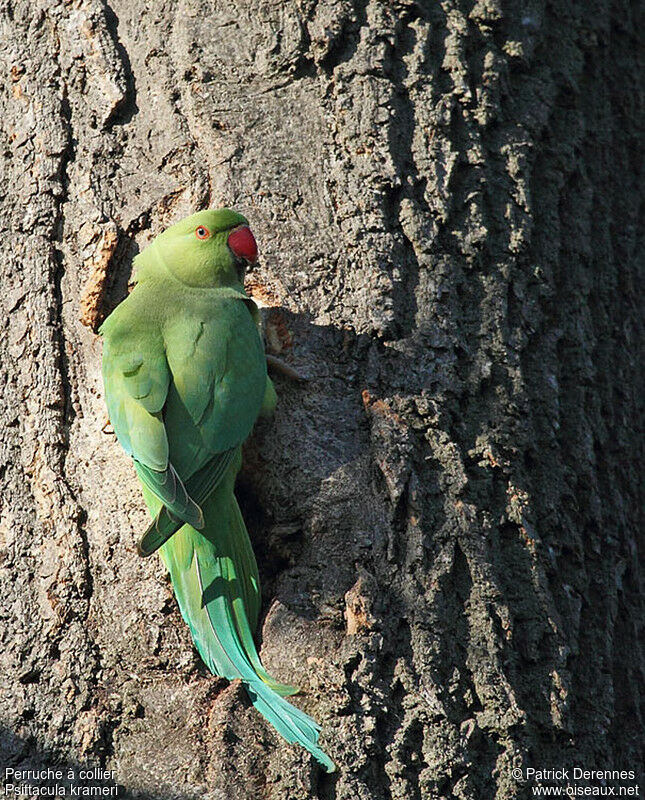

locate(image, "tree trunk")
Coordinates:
0 1 642 799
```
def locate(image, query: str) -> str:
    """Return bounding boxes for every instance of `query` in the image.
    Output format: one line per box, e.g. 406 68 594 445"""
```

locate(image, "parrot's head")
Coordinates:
147 208 258 289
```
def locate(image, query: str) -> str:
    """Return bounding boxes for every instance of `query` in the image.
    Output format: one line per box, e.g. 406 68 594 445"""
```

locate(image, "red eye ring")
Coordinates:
195 225 210 240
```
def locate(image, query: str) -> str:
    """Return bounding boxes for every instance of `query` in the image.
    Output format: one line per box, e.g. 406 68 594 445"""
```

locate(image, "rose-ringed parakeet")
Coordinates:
100 208 334 772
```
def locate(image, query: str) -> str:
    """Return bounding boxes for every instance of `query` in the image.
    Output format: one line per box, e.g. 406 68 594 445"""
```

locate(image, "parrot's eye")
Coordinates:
195 226 210 240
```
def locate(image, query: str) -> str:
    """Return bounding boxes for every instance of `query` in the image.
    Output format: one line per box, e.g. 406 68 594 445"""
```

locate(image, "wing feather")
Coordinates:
101 320 201 525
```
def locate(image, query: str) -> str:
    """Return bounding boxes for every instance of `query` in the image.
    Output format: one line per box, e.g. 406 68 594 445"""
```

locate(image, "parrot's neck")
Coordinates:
133 243 245 295
132 244 248 300
132 244 169 285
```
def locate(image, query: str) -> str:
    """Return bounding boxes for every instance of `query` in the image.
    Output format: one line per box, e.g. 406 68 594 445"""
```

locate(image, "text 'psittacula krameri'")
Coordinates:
100 208 335 772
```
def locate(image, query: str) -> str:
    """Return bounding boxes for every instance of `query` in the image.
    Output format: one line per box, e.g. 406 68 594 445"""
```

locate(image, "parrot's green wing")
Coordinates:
101 319 204 528
137 447 237 556
137 298 268 556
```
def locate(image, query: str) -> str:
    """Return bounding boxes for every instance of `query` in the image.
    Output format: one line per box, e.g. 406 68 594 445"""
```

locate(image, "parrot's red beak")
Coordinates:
227 226 258 265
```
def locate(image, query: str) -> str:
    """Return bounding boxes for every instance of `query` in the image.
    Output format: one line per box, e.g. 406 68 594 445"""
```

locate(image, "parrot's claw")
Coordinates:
266 354 308 382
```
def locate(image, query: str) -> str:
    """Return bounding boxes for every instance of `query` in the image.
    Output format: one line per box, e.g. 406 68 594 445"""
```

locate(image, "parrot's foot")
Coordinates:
266 354 308 382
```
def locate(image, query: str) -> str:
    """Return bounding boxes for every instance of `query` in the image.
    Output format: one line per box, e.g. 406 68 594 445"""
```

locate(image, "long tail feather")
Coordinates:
139 474 335 772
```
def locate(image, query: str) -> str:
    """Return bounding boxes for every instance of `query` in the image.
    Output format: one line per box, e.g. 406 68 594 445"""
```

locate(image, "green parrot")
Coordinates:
100 208 334 772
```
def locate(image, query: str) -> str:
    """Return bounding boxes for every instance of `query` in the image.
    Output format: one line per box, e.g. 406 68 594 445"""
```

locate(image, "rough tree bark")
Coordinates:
0 1 642 799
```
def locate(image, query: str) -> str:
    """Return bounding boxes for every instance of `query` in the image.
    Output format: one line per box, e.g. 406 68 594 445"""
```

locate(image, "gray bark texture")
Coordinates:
0 0 642 798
